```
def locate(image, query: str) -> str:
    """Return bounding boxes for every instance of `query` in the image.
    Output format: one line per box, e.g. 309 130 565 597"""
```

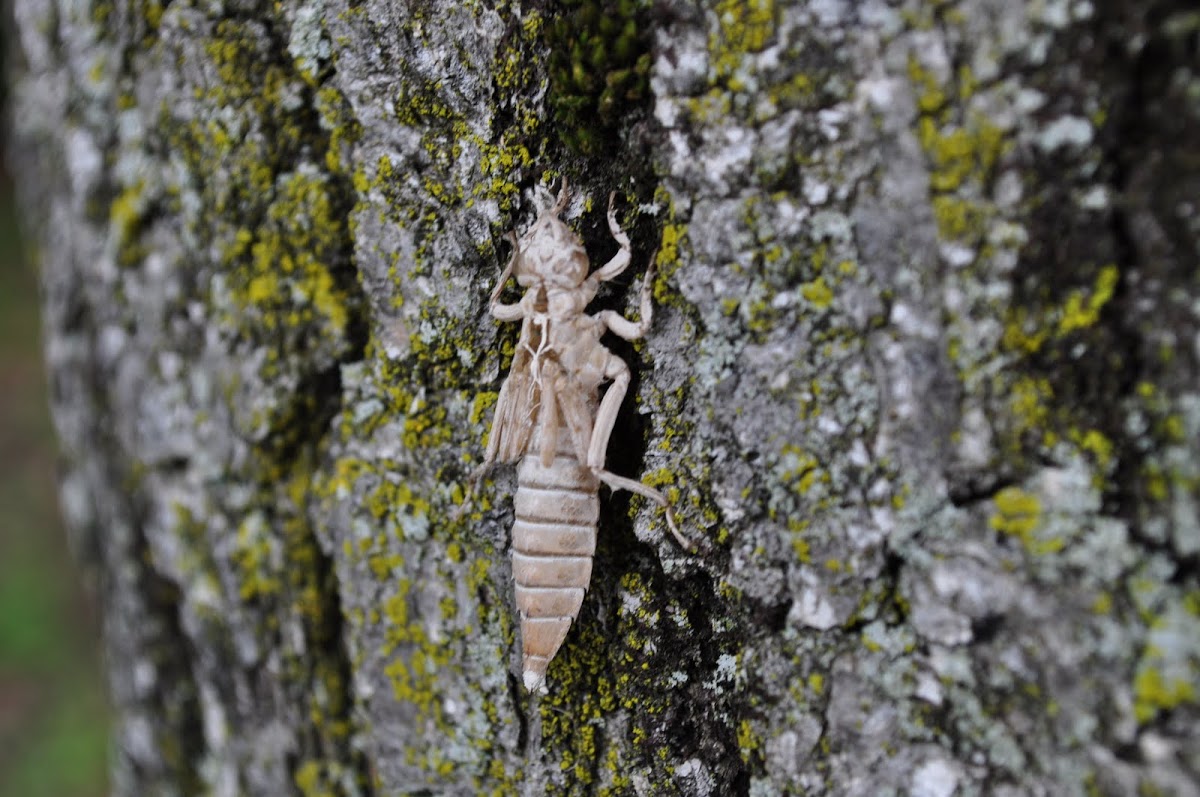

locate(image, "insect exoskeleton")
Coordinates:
471 178 692 693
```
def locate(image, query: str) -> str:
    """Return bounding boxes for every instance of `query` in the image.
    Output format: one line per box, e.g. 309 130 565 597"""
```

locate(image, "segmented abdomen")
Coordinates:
512 444 600 692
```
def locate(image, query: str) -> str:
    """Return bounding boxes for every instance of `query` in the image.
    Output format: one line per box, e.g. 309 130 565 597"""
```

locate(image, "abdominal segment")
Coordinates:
512 447 600 691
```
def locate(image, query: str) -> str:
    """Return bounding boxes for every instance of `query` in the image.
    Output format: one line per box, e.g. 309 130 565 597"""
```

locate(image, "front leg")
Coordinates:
590 192 631 283
597 262 656 341
490 232 524 322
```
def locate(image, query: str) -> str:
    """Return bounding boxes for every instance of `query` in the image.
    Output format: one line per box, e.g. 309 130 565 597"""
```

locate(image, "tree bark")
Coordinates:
9 0 1199 794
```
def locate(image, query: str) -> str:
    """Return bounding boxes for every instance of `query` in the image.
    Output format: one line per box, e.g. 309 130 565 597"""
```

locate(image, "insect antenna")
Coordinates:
552 176 571 214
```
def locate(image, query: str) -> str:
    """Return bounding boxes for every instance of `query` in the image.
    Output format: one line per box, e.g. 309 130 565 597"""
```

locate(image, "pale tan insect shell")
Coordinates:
514 205 590 289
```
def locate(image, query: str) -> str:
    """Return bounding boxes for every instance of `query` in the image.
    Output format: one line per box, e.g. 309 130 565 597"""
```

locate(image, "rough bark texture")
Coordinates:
8 0 1200 794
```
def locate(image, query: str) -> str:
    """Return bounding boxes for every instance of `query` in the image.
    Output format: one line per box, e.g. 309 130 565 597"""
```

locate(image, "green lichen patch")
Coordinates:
315 84 363 178
908 56 1008 251
312 347 527 788
221 169 356 343
218 454 368 790
1131 600 1200 724
652 192 690 310
538 570 745 795
989 487 1056 555
380 577 453 725
1002 264 1121 355
320 453 516 785
544 0 654 155
109 178 154 267
907 16 1141 506
1056 264 1119 336
711 0 777 91
985 258 1133 487
151 13 374 791
294 758 364 797
1133 665 1195 723
639 383 725 542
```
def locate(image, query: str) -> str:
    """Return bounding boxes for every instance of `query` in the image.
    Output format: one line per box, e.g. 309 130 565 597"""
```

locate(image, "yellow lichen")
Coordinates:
736 718 762 764
800 276 833 309
989 487 1040 540
1133 665 1196 723
1057 265 1118 335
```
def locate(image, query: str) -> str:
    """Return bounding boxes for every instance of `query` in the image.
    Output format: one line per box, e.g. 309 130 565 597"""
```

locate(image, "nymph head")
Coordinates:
513 180 590 288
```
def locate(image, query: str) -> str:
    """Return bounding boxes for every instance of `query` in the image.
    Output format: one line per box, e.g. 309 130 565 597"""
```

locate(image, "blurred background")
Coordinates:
0 165 110 792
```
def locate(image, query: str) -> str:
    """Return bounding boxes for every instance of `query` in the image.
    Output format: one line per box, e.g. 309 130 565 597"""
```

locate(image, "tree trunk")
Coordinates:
9 0 1199 794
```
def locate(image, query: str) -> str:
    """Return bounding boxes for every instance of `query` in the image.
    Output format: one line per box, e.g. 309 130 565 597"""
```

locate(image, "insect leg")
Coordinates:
586 356 630 473
553 177 571 214
591 192 632 283
597 260 657 341
596 470 692 551
490 232 523 322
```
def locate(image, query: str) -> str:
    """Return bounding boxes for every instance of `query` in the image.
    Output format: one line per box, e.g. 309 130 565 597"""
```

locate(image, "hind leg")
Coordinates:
596 470 691 550
586 355 629 473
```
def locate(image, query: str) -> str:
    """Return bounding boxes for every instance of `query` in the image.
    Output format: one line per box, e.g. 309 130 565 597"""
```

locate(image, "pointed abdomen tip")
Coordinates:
523 670 546 693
